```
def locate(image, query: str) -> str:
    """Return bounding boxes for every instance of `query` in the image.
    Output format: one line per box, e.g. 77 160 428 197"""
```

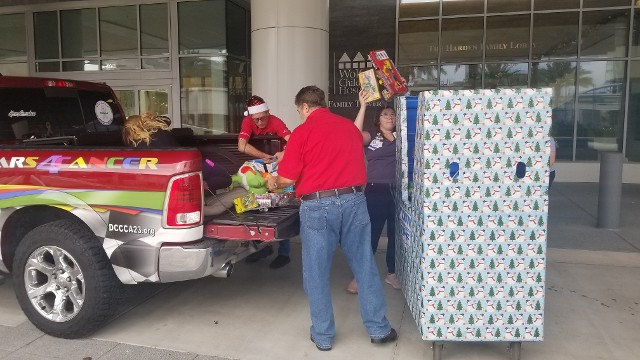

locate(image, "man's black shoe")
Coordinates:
269 255 290 269
310 334 332 351
245 245 273 263
371 328 398 344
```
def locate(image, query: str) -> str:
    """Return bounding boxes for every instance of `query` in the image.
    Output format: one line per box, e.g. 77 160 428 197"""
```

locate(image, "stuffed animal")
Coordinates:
231 162 269 194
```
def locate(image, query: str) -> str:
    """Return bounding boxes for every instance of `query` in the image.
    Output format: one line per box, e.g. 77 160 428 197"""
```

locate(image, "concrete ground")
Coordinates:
0 182 639 360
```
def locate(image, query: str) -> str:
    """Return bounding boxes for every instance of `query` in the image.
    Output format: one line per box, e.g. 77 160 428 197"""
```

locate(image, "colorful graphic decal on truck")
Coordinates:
0 156 160 174
0 184 183 283
0 185 165 212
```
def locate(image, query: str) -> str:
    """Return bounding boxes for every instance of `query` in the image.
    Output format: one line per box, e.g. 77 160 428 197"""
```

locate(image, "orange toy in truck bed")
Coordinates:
368 49 408 101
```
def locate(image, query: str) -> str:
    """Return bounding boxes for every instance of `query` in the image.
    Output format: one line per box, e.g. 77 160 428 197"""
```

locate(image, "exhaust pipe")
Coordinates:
213 262 234 278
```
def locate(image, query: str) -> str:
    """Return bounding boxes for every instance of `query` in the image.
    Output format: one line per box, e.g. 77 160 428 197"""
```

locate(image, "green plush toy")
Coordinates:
231 162 268 194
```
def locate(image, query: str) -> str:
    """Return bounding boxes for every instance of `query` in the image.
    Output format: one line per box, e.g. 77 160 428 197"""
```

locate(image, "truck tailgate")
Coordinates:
204 206 299 241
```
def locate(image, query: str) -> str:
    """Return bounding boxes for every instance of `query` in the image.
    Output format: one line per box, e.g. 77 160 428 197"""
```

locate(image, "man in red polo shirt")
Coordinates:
267 86 397 351
238 95 292 269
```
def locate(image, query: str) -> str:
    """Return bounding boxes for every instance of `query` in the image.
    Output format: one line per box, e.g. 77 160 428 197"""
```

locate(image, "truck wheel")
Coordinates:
13 219 124 338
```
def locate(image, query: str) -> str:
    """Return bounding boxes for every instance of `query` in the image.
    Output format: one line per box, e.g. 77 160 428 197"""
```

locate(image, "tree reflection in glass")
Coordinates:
484 63 528 89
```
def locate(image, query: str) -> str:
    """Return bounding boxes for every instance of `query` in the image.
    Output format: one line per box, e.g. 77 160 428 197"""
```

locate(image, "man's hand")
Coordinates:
358 88 370 106
266 175 278 191
263 155 278 164
274 151 284 162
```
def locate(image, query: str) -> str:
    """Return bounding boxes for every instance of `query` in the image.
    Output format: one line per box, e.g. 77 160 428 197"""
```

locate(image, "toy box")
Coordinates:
368 49 408 101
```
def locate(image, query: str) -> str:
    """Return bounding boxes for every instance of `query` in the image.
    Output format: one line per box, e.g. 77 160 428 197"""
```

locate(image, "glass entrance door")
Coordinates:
113 86 171 120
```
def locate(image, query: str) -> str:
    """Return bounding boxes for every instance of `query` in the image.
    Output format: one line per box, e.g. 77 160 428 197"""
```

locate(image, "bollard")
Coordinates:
597 152 623 229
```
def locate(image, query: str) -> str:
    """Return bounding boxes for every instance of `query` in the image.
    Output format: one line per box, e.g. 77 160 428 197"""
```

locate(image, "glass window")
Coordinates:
180 56 228 134
0 87 117 140
632 9 640 57
61 9 97 58
140 89 169 116
142 57 170 70
0 14 26 62
100 6 137 58
399 0 440 18
0 63 28 76
178 0 226 55
399 65 439 93
440 64 482 90
34 11 60 60
534 0 580 11
627 61 640 162
228 58 249 133
101 59 139 71
485 15 531 61
77 89 124 131
140 3 169 56
484 63 529 89
398 20 439 65
226 2 247 58
62 60 99 72
36 62 61 72
442 0 484 16
0 88 50 140
530 61 577 160
581 10 630 58
583 0 631 8
532 12 579 60
576 61 626 160
441 17 483 63
114 90 136 118
487 0 531 13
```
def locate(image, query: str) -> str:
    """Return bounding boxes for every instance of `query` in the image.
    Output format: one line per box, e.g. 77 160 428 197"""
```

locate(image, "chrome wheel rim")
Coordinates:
23 246 85 322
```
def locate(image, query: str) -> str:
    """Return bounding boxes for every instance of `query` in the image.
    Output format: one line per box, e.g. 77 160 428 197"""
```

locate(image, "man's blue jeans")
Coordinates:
300 192 392 347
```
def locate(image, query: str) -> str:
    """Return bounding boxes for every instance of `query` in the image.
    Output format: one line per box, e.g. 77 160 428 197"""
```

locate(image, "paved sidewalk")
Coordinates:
0 182 639 360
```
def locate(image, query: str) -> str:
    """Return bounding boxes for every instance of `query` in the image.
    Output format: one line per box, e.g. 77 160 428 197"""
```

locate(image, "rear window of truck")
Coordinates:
0 87 123 142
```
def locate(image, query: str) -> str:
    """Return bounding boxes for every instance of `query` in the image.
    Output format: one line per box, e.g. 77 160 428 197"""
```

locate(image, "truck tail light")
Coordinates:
43 80 76 88
164 172 203 228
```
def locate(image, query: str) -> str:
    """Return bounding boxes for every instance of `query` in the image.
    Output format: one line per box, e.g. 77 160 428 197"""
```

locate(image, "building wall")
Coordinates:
396 1 640 167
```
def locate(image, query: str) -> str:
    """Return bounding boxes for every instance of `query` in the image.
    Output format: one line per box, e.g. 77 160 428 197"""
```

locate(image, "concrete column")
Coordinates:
251 0 329 130
597 152 623 229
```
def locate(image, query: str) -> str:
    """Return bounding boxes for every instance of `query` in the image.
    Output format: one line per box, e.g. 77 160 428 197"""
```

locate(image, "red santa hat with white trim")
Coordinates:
244 95 269 116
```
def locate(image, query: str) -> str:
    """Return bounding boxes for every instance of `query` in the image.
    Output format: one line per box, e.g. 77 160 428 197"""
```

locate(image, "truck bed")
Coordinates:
204 206 299 242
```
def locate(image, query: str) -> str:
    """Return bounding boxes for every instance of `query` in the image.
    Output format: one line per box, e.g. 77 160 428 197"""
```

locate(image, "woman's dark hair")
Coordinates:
374 105 396 132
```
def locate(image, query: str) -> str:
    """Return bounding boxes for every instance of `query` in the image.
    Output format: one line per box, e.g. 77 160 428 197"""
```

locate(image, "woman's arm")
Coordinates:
355 88 372 145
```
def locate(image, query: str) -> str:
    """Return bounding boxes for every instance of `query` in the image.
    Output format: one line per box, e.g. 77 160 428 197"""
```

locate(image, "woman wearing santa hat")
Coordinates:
238 95 292 269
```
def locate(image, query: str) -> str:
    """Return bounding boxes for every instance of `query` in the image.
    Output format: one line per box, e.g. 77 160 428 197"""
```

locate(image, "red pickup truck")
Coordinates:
0 75 299 338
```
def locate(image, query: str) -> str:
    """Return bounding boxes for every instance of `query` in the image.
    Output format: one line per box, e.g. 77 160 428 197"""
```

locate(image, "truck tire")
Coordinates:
13 219 124 338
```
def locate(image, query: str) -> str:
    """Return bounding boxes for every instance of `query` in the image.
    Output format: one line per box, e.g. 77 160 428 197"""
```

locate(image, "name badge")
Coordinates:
368 139 383 150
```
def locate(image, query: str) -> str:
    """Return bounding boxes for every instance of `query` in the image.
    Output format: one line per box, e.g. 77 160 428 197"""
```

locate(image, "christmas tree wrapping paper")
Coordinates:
395 88 552 342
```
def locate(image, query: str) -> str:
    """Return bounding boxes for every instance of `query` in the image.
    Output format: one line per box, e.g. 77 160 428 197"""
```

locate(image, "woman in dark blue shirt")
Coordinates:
347 89 401 294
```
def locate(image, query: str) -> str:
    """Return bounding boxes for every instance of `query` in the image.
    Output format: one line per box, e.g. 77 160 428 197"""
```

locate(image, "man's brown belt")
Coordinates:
300 186 364 201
